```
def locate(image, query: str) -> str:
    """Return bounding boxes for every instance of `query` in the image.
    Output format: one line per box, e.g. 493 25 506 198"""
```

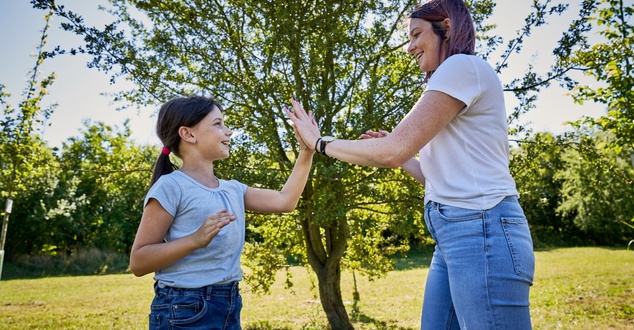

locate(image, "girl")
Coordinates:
130 95 314 329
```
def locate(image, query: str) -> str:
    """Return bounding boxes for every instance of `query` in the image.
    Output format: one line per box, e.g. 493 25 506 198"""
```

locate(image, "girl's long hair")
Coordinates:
150 96 224 186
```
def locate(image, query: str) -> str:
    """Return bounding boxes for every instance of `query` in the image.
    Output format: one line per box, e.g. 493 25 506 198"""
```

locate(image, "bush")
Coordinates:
4 248 129 279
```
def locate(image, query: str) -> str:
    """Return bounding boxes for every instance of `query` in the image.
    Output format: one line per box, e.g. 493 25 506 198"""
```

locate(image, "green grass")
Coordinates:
0 247 632 329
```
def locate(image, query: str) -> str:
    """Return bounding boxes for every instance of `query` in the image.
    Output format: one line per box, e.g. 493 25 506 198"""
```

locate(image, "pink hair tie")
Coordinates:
161 146 171 155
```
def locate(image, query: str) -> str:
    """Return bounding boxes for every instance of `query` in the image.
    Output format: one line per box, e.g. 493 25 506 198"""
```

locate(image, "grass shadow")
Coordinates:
351 308 416 330
391 244 433 271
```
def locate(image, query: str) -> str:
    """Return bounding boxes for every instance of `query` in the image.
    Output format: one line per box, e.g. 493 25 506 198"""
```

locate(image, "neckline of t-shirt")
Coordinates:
174 170 223 191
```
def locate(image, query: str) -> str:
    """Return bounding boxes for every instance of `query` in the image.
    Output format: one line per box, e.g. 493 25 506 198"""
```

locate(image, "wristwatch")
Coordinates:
319 136 335 156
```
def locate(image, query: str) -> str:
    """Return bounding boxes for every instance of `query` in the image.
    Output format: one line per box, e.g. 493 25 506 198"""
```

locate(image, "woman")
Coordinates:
285 0 535 329
130 96 314 329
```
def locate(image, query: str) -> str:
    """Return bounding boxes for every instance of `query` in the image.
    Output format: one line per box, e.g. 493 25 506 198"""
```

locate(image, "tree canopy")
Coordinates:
15 0 634 328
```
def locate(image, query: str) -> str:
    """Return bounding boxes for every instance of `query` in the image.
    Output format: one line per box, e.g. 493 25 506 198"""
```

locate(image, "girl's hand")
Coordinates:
360 129 389 139
191 210 235 248
285 105 315 153
293 124 315 153
284 94 322 152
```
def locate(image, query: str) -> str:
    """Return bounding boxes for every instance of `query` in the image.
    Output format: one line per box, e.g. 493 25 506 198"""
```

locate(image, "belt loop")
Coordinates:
205 284 213 300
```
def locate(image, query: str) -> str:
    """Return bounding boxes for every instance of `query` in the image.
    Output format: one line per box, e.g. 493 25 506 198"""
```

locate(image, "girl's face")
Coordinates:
190 107 233 160
407 18 443 72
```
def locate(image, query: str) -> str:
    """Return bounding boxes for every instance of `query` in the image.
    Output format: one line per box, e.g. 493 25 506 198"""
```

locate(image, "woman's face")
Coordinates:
407 18 443 72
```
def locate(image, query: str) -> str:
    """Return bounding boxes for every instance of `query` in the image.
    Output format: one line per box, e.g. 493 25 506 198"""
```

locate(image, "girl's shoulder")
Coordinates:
218 178 249 195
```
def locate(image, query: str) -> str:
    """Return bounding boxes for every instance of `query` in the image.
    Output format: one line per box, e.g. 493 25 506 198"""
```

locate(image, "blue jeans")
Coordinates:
422 196 534 330
149 281 242 330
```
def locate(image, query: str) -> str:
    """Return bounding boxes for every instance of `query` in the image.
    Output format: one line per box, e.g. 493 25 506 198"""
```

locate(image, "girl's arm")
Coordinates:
129 200 235 276
245 125 315 213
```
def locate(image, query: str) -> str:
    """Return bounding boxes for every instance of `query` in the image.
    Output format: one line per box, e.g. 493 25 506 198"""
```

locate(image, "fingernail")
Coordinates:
292 92 297 101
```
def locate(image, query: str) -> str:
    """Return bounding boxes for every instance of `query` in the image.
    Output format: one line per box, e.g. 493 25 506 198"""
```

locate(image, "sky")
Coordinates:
0 1 607 150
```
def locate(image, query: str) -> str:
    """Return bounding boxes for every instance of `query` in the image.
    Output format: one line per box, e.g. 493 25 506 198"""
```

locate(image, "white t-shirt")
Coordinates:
420 54 518 210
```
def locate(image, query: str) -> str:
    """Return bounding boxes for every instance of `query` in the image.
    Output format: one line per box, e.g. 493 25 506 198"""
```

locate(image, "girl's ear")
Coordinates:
178 126 196 144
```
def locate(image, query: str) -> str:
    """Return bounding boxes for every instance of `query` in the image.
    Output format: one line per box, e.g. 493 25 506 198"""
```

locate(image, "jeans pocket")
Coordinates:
169 296 209 328
435 203 483 222
149 303 169 330
501 217 535 283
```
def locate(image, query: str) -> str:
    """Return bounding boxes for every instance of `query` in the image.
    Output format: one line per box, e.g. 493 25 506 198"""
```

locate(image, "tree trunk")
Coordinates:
302 215 351 329
316 262 353 330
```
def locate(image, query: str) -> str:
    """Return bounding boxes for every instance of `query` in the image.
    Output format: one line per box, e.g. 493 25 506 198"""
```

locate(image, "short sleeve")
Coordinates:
144 176 182 217
425 54 482 112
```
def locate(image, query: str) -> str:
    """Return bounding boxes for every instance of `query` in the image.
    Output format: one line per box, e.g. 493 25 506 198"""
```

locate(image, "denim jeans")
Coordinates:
149 281 242 330
421 196 534 330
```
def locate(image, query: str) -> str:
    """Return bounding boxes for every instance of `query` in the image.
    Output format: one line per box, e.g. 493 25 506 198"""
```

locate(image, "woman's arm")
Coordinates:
286 90 465 168
129 199 235 276
400 157 425 185
361 129 425 185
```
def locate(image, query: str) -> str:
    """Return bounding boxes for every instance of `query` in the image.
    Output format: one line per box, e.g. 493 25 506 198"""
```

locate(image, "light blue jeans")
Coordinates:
149 281 242 330
422 196 534 330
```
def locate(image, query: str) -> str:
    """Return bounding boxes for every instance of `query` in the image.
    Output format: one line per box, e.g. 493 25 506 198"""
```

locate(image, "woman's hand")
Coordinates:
360 129 389 139
284 94 322 151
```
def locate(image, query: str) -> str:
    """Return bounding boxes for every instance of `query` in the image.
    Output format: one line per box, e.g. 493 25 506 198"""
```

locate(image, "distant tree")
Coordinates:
556 127 634 245
510 132 584 246
0 10 59 260
52 121 154 253
570 0 633 147
564 0 634 240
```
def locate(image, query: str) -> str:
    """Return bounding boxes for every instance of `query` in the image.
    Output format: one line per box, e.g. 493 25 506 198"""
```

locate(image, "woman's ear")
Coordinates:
443 18 451 40
178 126 196 144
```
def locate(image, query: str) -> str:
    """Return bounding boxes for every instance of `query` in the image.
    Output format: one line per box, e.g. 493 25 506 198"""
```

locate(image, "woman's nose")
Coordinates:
406 42 415 54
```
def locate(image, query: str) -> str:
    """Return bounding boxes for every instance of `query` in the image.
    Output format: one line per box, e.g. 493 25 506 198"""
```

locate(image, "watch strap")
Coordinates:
314 137 322 153
320 139 329 156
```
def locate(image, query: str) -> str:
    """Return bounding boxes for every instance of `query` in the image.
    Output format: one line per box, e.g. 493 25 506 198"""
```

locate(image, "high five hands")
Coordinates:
284 94 390 150
283 94 321 151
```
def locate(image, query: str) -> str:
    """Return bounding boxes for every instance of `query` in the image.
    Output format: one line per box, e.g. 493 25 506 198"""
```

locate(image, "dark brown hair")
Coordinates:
150 96 224 186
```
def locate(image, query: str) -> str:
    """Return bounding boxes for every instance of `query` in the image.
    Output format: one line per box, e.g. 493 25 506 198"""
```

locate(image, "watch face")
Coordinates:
322 136 335 142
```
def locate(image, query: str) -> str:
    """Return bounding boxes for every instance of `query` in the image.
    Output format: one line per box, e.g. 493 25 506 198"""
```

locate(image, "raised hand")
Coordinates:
284 94 322 151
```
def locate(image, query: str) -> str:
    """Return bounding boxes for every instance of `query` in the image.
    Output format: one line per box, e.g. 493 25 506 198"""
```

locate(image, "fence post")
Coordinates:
0 198 14 281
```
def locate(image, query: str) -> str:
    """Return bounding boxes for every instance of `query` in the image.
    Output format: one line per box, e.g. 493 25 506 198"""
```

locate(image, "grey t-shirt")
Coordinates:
144 170 247 288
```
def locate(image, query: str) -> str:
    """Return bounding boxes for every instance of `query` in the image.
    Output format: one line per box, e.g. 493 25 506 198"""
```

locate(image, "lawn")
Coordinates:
0 247 632 329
